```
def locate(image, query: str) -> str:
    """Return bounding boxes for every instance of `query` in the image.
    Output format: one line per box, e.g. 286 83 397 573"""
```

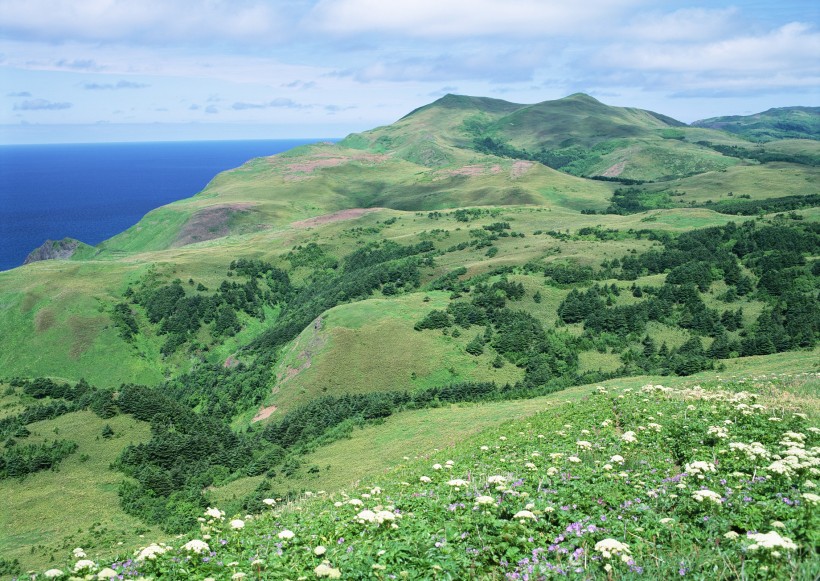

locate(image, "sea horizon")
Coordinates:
0 138 338 271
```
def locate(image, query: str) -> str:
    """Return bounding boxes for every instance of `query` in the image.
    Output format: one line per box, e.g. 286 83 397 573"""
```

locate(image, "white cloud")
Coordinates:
14 98 71 110
600 22 820 73
0 0 286 45
308 0 644 39
83 80 149 90
621 7 741 42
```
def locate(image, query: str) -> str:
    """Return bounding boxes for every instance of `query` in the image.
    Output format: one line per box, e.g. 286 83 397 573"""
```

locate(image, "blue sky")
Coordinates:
1 0 818 143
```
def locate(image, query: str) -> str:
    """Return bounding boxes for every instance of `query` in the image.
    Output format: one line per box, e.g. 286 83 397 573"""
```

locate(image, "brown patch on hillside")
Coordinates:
439 164 502 179
291 208 382 229
34 308 56 333
511 161 534 179
272 316 326 391
601 161 626 177
172 203 255 248
281 151 390 181
67 315 106 359
21 292 42 312
251 405 278 423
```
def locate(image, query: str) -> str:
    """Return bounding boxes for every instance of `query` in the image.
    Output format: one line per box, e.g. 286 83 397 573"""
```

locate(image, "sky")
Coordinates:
0 0 818 143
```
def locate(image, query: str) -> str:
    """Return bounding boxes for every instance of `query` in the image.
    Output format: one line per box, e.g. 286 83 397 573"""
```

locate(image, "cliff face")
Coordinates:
23 238 83 265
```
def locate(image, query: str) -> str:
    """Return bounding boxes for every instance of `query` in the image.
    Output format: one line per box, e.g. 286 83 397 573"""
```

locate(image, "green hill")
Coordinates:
1 93 819 579
692 106 820 142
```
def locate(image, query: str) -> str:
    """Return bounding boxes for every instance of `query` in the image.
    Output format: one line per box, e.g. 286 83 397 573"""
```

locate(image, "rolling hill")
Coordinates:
0 94 818 578
693 106 820 142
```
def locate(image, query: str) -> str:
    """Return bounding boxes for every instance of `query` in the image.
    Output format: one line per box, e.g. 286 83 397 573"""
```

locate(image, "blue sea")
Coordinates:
0 139 330 271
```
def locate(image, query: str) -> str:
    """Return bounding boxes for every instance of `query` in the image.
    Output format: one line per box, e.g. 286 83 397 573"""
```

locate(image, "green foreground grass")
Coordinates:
28 363 820 580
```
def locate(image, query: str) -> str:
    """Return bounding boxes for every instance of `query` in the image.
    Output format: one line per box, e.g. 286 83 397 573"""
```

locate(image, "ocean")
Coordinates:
0 139 330 271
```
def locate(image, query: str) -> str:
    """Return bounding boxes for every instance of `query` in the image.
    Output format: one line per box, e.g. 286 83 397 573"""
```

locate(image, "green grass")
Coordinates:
265 292 523 416
44 356 818 579
0 409 160 574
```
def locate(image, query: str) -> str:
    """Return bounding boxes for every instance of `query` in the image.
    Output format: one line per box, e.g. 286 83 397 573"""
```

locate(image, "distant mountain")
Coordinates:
347 93 745 181
692 106 820 142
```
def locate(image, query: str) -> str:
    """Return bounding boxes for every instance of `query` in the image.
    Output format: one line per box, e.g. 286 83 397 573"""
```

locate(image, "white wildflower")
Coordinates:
475 495 495 505
348 498 364 506
512 510 536 521
448 479 469 487
135 544 167 561
621 431 637 443
594 538 630 559
205 507 224 519
74 560 97 572
278 529 295 540
314 562 342 579
802 492 820 505
487 475 507 484
432 463 443 470
262 498 276 506
419 476 432 483
724 531 739 540
183 539 210 554
576 440 593 450
72 547 86 558
691 489 723 504
314 545 327 556
230 519 245 530
43 570 63 579
747 531 798 552
610 455 625 465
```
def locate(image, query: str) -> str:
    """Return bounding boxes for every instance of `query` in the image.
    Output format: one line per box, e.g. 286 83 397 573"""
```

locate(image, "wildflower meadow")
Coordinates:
28 375 819 579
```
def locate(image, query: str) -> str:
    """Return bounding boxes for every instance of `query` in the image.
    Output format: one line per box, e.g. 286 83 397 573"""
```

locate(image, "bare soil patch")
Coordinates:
281 152 389 181
511 161 534 179
291 208 383 229
21 292 42 312
68 315 106 359
252 405 278 422
601 161 626 177
34 308 56 333
172 203 254 247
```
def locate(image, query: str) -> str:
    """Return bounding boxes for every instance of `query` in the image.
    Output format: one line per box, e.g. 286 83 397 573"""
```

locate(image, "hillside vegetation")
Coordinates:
0 94 818 579
693 106 820 142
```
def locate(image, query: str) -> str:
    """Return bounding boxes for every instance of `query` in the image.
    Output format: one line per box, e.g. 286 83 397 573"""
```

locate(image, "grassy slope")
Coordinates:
105 352 820 579
0 405 160 574
692 106 820 141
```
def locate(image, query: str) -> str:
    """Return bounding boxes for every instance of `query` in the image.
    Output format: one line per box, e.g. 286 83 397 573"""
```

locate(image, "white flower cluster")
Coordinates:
707 425 729 439
314 562 342 578
684 460 716 479
182 539 210 554
594 538 631 559
746 531 798 555
357 509 398 525
621 431 637 443
512 510 536 521
764 430 820 478
691 489 723 504
135 543 170 562
729 441 770 461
